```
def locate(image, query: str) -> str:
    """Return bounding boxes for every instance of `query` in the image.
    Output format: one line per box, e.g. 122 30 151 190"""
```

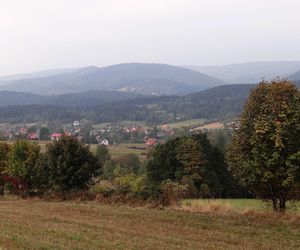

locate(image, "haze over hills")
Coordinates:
1 81 299 124
0 90 142 107
0 68 77 83
289 70 300 81
0 63 224 96
186 61 300 83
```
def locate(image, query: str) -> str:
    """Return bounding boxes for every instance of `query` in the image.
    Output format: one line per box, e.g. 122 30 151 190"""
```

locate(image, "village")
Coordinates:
0 119 241 149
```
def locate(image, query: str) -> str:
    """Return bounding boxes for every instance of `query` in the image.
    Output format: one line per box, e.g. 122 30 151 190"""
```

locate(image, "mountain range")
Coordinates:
186 61 300 83
0 63 224 96
0 81 299 125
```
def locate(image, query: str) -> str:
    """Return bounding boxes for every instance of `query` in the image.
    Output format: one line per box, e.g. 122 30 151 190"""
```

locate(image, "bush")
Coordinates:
45 136 100 192
160 180 188 206
89 178 116 197
6 140 41 194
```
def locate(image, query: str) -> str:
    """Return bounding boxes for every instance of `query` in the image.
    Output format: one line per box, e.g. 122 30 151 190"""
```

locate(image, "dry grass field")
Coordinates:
0 199 299 250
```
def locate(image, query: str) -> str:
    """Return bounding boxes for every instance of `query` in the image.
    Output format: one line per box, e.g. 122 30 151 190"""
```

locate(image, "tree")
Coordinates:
6 140 41 193
116 153 141 175
96 144 111 166
39 127 50 140
0 142 10 175
0 142 10 194
45 136 99 192
227 79 300 212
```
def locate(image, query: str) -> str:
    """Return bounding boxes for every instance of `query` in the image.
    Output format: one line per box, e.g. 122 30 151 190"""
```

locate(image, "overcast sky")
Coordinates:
0 0 300 75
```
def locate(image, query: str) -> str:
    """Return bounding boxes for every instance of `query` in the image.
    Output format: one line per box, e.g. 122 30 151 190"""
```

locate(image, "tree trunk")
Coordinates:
279 197 286 213
272 197 286 213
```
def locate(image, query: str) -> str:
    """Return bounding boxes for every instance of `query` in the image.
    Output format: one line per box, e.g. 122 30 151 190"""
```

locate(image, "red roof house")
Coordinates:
51 133 62 141
27 132 39 140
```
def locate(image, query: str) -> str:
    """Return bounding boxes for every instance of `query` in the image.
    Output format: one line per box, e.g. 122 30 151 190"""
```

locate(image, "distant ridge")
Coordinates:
0 63 224 95
289 70 300 81
186 61 300 83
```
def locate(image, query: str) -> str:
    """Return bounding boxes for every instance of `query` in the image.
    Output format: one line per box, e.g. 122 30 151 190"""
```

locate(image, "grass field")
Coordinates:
182 199 300 213
2 141 148 160
93 121 148 129
160 119 206 128
0 199 299 249
194 122 224 130
89 143 147 160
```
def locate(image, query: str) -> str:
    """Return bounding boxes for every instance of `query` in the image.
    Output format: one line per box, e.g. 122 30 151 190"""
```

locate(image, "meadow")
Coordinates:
182 199 300 213
0 198 299 250
89 143 147 160
1 140 147 160
160 118 205 128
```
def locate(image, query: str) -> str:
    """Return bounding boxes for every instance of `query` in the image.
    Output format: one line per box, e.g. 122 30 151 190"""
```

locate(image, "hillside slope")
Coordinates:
0 90 142 107
0 64 224 95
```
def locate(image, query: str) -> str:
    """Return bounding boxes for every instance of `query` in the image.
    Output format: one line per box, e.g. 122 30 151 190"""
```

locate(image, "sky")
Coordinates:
0 0 300 75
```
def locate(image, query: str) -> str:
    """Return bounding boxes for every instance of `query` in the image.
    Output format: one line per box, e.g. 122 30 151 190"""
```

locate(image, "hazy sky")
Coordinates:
1 0 300 75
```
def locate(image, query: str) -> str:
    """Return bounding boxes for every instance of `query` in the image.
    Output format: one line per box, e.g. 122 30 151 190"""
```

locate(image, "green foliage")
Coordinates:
146 134 230 197
6 140 41 191
102 160 118 180
199 183 211 198
45 136 99 192
96 144 111 166
227 79 300 211
0 142 10 174
115 153 141 175
89 178 115 197
160 180 188 205
39 127 50 140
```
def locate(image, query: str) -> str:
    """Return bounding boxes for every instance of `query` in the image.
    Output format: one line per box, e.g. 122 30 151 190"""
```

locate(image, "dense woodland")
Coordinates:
0 84 259 124
0 82 299 125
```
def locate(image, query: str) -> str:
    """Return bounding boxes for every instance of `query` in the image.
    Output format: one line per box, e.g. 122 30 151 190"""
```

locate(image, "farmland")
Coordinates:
160 118 205 128
89 143 147 160
0 198 299 249
1 141 148 160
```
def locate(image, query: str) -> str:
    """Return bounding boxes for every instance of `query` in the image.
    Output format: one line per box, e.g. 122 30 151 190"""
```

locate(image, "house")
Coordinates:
27 132 39 140
100 139 109 145
51 133 62 141
18 127 27 134
73 120 80 127
64 130 72 136
145 138 159 148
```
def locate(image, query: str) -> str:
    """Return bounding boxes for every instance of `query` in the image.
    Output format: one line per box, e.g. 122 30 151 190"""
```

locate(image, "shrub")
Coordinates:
160 179 188 206
45 136 100 192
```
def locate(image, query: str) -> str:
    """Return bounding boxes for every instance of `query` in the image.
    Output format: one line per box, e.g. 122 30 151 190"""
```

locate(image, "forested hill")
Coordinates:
0 63 224 96
0 81 298 124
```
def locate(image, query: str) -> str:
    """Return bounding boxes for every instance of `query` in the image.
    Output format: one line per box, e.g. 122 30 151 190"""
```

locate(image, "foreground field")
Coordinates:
0 199 299 249
182 199 300 213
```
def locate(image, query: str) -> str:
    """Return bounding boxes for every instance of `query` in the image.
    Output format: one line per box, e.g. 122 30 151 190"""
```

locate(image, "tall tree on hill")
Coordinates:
227 79 300 212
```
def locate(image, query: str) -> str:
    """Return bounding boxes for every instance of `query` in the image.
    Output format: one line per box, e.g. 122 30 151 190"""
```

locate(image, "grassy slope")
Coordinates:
183 199 300 213
0 199 299 250
160 119 205 128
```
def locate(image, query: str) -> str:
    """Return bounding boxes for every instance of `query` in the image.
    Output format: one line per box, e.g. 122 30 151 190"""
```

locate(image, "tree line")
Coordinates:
0 79 299 212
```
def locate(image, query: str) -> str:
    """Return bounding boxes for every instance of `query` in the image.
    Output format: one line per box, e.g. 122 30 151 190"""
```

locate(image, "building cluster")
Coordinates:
0 121 179 148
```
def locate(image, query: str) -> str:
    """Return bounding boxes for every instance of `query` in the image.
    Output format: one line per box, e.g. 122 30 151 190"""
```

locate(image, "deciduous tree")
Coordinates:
227 79 300 212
